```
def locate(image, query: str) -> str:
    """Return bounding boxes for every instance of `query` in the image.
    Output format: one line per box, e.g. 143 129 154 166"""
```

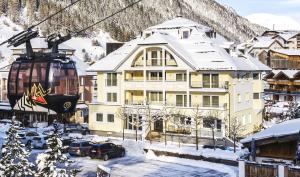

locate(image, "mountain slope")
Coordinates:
0 0 266 43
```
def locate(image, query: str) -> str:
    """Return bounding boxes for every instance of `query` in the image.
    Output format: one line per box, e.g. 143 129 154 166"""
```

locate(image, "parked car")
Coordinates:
61 136 74 153
31 136 49 149
65 124 90 135
68 141 92 156
89 143 125 161
14 131 40 147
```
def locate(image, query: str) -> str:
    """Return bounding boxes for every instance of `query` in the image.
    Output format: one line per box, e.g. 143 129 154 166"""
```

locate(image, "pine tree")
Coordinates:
36 121 78 177
0 117 35 177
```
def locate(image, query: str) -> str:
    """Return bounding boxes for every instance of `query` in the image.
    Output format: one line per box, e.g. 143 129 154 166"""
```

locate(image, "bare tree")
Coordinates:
128 106 144 141
203 109 223 150
116 106 131 141
191 105 203 150
143 103 160 144
228 117 244 153
171 110 192 148
156 103 174 146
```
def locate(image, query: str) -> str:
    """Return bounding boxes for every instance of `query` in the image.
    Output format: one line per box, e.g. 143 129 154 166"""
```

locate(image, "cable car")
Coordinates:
6 31 79 114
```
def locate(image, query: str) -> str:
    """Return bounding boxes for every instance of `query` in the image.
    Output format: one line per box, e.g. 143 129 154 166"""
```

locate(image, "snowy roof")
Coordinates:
241 118 300 143
271 49 300 56
267 70 300 79
88 18 270 72
70 56 96 76
252 37 280 48
147 17 211 32
13 37 74 51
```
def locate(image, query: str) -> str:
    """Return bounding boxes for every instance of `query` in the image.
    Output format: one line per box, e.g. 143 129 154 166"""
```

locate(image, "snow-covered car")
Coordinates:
16 131 40 147
69 140 92 156
65 124 90 135
31 136 49 149
0 119 23 127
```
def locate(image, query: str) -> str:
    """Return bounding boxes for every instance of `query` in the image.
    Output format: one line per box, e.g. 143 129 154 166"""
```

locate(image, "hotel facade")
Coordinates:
87 18 270 140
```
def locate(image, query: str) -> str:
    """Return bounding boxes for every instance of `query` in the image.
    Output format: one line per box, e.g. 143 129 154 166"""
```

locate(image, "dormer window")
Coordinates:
144 32 152 38
182 30 190 39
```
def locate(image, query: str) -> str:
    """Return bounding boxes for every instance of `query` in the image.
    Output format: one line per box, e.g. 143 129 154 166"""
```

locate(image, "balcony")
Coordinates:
190 81 229 92
165 80 187 91
276 80 292 85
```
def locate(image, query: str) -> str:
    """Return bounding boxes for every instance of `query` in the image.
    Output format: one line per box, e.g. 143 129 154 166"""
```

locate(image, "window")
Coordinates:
107 114 114 122
176 73 186 81
107 93 117 102
126 115 142 130
176 95 187 107
96 113 103 122
149 92 163 102
148 71 163 81
238 94 241 103
106 73 117 86
203 74 219 88
203 118 222 130
253 73 259 80
203 96 219 107
203 74 210 88
253 93 260 99
212 96 219 107
203 96 211 107
182 31 189 39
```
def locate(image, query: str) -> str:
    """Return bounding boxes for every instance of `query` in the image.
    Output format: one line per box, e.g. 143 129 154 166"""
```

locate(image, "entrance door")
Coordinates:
154 119 163 132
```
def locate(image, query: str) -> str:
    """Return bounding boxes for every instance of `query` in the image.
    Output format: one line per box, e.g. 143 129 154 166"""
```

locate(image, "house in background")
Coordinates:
264 70 300 102
87 17 270 143
241 118 300 164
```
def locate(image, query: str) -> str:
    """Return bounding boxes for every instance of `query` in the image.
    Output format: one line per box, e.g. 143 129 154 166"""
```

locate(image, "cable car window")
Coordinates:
9 63 19 94
17 63 32 95
31 62 47 88
49 62 78 95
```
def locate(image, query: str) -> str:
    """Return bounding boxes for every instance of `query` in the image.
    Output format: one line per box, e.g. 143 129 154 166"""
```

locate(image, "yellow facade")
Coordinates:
89 46 265 138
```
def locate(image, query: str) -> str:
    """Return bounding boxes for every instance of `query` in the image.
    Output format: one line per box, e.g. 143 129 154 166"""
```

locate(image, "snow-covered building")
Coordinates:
87 17 270 141
241 118 300 164
264 70 300 102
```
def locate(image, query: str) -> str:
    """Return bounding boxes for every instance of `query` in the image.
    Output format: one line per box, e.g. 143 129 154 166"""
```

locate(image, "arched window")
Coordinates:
131 51 144 67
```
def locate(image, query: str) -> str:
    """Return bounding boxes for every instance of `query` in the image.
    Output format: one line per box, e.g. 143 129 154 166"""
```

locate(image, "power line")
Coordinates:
72 0 143 36
0 0 83 46
30 0 82 29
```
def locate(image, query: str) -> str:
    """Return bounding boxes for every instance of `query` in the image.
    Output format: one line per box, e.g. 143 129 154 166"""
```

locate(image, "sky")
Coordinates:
216 0 300 23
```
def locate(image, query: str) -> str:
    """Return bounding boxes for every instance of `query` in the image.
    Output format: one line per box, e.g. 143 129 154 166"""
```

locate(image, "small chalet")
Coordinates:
241 119 300 164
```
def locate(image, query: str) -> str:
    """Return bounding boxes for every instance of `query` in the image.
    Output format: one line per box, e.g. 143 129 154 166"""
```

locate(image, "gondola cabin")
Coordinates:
8 53 79 114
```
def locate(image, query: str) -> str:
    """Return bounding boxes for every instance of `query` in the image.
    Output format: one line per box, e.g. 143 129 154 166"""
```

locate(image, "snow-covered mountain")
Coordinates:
0 0 266 42
0 16 115 61
246 13 300 30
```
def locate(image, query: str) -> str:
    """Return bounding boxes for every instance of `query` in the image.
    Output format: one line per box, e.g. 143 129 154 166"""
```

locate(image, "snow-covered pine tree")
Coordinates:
36 121 78 177
0 117 35 177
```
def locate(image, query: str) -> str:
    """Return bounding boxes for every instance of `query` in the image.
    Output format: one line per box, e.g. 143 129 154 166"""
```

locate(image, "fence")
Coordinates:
239 161 300 177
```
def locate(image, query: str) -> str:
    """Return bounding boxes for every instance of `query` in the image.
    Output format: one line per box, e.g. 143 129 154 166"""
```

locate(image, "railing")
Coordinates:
124 78 144 82
190 81 229 89
125 100 144 105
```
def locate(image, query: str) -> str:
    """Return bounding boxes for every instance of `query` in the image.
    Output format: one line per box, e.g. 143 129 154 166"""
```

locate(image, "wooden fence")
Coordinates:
245 162 278 177
286 167 300 177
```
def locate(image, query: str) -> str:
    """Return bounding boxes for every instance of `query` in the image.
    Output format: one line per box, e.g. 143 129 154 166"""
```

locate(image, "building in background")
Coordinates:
87 17 270 142
264 70 300 102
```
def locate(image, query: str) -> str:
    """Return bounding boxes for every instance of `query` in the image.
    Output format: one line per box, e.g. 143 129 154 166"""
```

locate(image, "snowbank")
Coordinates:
145 142 241 161
146 150 238 177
